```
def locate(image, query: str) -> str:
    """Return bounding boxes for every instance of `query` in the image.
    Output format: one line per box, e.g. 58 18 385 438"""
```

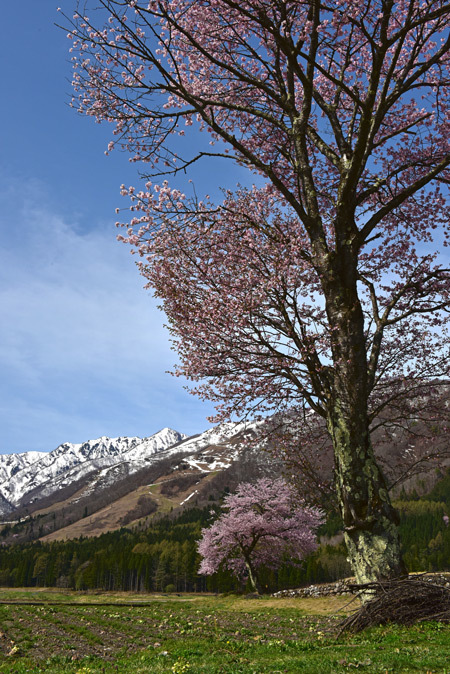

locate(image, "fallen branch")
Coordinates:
339 574 450 633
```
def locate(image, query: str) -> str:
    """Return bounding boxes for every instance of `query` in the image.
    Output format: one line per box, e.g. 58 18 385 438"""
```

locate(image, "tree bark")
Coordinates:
322 248 407 585
327 403 407 585
244 556 262 594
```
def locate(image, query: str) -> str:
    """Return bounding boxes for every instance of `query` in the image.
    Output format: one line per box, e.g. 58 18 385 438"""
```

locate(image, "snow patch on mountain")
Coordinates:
183 447 242 473
173 420 260 455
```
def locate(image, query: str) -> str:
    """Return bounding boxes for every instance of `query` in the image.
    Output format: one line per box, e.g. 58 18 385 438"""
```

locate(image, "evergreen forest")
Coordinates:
0 470 449 594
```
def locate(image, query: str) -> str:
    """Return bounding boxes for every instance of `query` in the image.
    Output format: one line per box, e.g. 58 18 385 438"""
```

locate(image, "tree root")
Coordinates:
339 574 450 633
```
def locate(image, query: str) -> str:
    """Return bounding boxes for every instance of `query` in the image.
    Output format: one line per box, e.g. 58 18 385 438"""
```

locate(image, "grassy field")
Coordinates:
0 588 449 673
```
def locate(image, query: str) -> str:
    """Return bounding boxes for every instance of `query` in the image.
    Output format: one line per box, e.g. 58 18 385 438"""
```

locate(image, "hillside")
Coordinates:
1 394 449 545
0 470 449 594
0 421 282 544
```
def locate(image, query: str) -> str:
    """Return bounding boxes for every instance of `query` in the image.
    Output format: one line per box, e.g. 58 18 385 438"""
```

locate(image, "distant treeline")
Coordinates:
0 470 449 593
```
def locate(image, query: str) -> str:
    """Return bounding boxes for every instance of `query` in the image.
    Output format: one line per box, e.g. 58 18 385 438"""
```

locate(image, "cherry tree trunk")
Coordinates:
327 403 407 584
323 254 407 585
244 556 262 594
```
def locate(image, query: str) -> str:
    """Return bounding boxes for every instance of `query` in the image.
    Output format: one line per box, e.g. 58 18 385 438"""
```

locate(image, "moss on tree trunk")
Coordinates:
329 410 407 584
323 255 407 586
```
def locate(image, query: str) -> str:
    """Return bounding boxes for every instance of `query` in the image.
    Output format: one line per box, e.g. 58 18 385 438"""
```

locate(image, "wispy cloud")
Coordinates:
0 179 214 453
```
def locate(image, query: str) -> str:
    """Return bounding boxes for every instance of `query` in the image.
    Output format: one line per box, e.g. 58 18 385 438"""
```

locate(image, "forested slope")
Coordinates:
1 470 449 594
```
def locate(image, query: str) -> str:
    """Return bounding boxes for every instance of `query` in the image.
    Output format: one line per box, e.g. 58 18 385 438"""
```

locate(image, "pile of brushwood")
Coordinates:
340 574 450 633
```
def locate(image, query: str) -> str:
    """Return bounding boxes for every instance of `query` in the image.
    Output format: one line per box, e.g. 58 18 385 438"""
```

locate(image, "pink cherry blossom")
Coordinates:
66 0 450 586
197 478 323 593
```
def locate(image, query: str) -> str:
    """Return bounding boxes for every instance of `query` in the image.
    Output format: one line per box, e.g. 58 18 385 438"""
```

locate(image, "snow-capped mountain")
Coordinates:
168 420 260 456
0 417 276 544
0 451 46 486
0 428 186 515
0 421 263 521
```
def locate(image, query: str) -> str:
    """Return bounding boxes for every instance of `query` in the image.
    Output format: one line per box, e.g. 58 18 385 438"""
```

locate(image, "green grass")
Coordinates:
0 590 449 672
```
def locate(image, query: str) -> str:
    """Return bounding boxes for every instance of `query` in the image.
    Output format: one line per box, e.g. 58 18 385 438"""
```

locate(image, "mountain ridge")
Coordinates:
0 421 264 535
2 404 449 545
0 428 187 515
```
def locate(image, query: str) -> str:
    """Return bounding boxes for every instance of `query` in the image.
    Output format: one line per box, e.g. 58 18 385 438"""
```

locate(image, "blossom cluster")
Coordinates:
197 478 323 579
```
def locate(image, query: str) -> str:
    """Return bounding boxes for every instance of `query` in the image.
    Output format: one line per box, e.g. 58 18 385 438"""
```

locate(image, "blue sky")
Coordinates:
0 2 250 454
3 4 447 457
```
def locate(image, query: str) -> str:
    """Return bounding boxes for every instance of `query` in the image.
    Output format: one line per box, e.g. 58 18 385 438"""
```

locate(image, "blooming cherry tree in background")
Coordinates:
66 0 450 585
197 478 323 593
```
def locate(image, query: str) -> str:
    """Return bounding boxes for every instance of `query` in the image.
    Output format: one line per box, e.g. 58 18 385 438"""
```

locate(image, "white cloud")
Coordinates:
0 180 214 452
1 192 168 379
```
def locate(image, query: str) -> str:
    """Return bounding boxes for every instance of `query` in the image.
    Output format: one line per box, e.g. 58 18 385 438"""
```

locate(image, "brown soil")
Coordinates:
0 594 342 662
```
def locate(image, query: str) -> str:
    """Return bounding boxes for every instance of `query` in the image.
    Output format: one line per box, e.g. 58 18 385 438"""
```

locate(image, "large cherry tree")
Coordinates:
66 0 450 584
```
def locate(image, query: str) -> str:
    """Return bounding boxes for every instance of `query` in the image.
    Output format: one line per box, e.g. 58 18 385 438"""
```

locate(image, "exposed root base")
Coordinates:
339 574 450 633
